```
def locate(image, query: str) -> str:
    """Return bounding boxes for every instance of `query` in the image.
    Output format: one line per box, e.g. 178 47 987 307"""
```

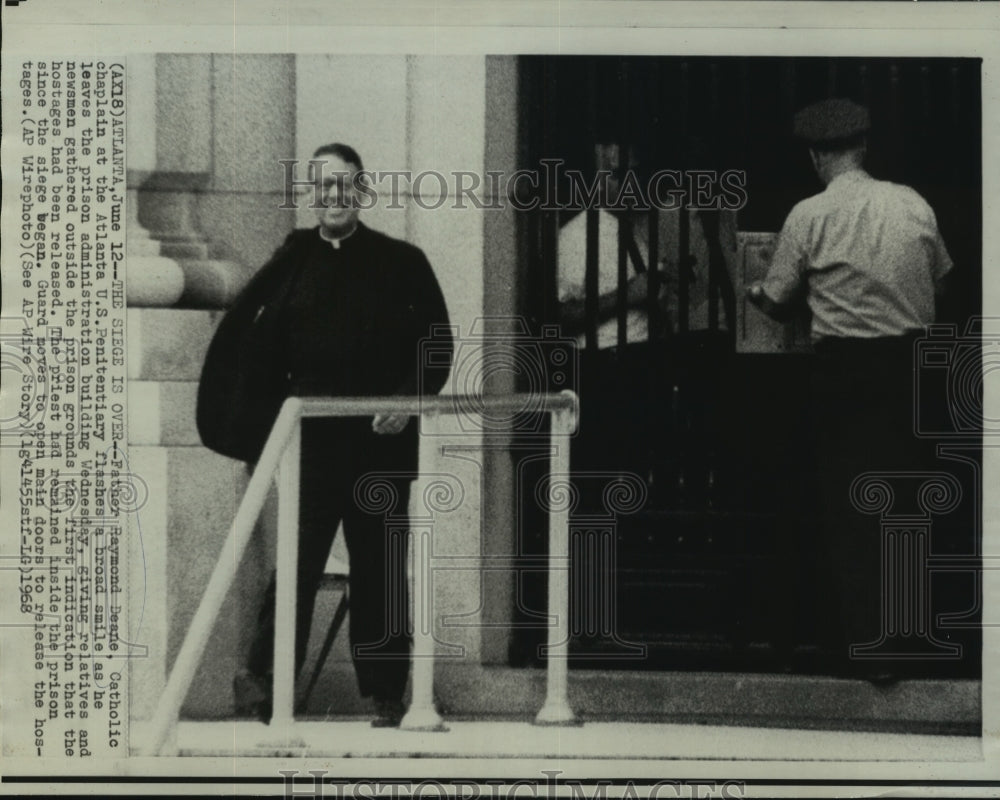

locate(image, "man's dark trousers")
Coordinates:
247 418 412 704
811 332 933 678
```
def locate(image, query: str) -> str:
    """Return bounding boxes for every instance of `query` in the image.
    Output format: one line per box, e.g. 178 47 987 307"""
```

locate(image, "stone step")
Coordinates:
164 716 980 760
127 307 222 381
298 664 980 735
128 380 201 446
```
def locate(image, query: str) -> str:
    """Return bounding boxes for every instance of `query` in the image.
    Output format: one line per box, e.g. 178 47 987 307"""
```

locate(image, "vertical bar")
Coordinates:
519 58 543 333
678 208 690 334
585 533 598 636
647 208 660 338
919 65 933 191
708 59 721 137
271 418 301 727
584 59 600 352
535 405 578 726
585 58 600 153
704 212 718 333
739 59 751 176
617 58 631 349
617 213 630 348
678 61 691 334
645 204 661 486
708 61 721 332
400 525 446 731
949 63 961 126
646 58 662 342
678 59 690 149
401 425 445 731
920 65 932 126
672 384 685 505
585 208 600 351
570 529 584 638
889 63 903 179
540 57 559 331
949 63 962 251
783 60 797 117
702 210 737 339
541 205 559 330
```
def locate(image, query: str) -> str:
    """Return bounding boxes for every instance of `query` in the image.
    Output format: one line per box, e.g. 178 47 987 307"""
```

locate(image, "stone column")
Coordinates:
127 54 295 724
125 53 184 308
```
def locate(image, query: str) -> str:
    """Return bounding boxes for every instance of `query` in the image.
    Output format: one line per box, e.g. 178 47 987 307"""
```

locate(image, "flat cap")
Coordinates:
793 98 870 144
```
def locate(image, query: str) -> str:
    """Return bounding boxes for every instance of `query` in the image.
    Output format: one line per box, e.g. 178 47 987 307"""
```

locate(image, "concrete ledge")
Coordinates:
150 718 982 761
294 664 980 737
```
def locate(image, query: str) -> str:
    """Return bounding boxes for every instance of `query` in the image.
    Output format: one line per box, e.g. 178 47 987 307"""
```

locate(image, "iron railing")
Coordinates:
145 391 579 754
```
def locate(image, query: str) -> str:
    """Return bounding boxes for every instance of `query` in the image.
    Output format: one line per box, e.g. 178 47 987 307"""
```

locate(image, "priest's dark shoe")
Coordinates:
371 697 405 728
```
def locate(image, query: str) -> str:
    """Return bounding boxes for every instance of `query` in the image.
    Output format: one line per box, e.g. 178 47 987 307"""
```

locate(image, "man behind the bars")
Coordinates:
197 143 453 726
747 99 953 683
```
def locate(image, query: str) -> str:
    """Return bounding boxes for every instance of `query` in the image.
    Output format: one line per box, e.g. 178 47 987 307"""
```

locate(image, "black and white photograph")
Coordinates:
0 2 997 797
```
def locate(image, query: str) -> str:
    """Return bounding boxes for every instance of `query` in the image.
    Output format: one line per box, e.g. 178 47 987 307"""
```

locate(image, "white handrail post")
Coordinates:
401 426 446 731
535 395 579 726
271 414 301 729
400 526 446 731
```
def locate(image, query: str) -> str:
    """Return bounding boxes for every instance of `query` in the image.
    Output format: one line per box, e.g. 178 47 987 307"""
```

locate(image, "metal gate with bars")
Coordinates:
511 55 982 674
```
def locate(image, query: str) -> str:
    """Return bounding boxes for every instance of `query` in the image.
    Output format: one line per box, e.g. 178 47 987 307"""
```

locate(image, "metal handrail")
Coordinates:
145 391 578 754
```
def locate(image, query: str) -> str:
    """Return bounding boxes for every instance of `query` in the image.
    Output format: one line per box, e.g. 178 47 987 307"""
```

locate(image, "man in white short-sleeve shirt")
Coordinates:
748 99 952 339
746 98 955 684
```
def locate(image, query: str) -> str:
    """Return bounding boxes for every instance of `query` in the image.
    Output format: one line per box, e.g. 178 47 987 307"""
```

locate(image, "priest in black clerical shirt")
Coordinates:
197 143 453 727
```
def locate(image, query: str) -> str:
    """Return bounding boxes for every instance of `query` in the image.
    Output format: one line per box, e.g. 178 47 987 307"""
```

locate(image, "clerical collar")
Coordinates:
318 224 358 249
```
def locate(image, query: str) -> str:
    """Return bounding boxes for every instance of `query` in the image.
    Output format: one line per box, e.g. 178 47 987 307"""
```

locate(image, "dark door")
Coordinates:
511 55 982 676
